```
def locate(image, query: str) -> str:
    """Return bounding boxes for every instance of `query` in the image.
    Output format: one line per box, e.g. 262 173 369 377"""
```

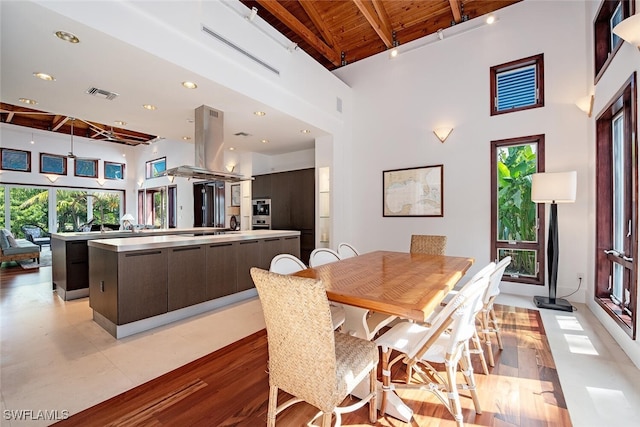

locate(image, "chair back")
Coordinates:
484 256 512 303
412 262 495 359
270 254 307 275
337 242 360 259
410 234 447 255
250 268 337 410
309 248 342 267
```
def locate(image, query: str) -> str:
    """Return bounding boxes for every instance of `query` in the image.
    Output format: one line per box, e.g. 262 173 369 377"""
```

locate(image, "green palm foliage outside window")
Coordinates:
496 144 538 277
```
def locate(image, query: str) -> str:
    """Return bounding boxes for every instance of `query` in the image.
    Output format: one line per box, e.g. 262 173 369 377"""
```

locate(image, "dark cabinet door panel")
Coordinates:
206 242 238 299
237 240 261 291
168 245 207 311
118 249 168 324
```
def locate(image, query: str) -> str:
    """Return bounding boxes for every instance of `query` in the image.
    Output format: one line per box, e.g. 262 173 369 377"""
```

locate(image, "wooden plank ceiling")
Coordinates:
0 103 156 146
239 0 521 70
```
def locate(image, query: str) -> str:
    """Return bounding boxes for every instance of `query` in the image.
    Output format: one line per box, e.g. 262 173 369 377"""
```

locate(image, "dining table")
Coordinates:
293 250 474 422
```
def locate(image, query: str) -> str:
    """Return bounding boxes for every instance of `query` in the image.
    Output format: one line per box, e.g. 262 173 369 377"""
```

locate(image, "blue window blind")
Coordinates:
496 64 537 112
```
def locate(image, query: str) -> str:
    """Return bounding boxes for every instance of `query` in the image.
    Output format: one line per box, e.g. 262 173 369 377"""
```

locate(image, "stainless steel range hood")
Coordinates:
163 105 252 182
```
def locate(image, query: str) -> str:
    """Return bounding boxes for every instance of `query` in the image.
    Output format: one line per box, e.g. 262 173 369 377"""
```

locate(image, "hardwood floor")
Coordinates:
48 303 571 427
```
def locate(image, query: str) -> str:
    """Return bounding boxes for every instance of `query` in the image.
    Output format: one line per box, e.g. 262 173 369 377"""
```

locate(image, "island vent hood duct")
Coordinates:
163 105 252 182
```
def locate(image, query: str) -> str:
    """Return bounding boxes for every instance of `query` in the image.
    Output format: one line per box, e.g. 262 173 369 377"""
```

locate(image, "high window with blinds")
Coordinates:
490 54 544 116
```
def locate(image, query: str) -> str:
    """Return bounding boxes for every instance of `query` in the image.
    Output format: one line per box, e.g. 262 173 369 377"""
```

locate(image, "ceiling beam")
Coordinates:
253 0 341 66
353 0 393 48
51 115 69 132
299 1 338 50
448 0 463 23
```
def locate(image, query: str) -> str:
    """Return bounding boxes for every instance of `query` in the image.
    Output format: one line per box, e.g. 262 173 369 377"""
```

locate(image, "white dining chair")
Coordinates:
272 252 345 331
337 242 360 259
312 246 396 340
309 248 342 267
375 262 494 427
478 256 512 367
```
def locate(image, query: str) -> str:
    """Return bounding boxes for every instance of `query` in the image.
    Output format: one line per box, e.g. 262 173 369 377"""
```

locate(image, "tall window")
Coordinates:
490 54 544 116
595 73 637 338
138 185 176 228
491 135 545 285
594 0 632 83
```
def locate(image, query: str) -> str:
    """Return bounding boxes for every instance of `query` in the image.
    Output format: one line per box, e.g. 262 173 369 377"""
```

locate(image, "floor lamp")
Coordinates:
531 171 577 312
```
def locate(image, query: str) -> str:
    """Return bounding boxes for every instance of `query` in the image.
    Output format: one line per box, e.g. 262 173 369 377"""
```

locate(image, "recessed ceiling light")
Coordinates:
182 136 191 141
33 72 55 81
186 118 194 123
182 81 197 89
114 121 127 126
300 129 311 134
55 30 80 43
19 98 37 105
254 111 266 116
261 139 269 144
143 104 157 110
229 147 235 151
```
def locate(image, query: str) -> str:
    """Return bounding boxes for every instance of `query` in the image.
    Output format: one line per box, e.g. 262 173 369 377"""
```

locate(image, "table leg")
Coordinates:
351 376 413 422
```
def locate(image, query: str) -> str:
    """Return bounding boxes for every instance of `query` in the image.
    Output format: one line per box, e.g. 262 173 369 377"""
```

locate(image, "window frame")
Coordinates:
490 134 546 285
490 54 544 116
594 0 633 84
594 72 637 339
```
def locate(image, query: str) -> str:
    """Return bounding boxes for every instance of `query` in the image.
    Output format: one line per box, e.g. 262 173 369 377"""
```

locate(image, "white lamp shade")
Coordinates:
613 13 640 47
121 213 135 221
531 171 577 203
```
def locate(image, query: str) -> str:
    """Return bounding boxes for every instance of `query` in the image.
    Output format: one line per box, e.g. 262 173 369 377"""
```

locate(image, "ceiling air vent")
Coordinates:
86 87 119 100
234 132 251 137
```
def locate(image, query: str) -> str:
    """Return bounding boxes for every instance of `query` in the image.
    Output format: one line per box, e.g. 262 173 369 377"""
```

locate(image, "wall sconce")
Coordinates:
433 127 453 143
45 174 59 183
613 13 640 50
167 175 175 183
96 178 106 186
575 94 594 117
225 164 236 173
389 31 400 58
138 180 144 188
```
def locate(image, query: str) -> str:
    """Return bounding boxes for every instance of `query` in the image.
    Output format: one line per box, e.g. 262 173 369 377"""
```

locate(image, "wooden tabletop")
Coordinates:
293 250 474 322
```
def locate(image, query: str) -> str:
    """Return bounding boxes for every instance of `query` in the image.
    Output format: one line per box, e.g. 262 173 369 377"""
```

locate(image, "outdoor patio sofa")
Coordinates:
0 229 40 264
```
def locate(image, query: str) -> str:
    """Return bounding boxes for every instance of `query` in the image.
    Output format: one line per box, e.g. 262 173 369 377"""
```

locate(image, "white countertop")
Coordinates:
51 227 228 241
86 230 300 252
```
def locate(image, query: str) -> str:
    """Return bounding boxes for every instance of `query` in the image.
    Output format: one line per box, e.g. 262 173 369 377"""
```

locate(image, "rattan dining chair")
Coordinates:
409 234 447 255
270 253 345 331
375 262 494 427
251 268 378 427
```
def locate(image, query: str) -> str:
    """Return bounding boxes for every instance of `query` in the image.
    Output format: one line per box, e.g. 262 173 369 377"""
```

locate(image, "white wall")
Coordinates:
333 0 591 298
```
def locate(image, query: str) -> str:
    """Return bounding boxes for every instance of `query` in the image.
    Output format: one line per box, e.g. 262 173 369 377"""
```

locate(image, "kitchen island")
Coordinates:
52 227 229 300
87 230 300 338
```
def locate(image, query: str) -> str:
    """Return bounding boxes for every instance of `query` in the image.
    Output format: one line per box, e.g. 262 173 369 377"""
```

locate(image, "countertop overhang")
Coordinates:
87 230 300 252
52 227 229 241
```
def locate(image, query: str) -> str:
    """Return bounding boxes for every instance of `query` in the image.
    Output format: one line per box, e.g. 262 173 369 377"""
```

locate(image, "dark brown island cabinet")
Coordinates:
51 227 230 300
87 231 300 338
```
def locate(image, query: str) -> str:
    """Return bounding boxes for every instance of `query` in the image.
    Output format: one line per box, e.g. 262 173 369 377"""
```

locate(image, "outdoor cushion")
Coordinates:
0 230 9 250
3 239 39 255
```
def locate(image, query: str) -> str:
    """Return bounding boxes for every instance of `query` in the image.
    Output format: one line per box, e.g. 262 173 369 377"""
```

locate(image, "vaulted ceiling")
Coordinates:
239 0 521 70
1 1 521 151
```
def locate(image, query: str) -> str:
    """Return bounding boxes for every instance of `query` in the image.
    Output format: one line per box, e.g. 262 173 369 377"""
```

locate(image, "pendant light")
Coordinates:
68 118 76 158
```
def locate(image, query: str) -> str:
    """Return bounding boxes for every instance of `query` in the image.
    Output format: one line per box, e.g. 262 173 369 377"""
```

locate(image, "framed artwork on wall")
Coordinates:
75 158 98 178
231 184 241 206
40 153 67 175
383 164 444 217
1 148 31 172
104 161 125 180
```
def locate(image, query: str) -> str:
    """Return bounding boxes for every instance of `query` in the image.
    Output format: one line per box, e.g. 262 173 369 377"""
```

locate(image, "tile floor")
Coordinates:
1 269 639 426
